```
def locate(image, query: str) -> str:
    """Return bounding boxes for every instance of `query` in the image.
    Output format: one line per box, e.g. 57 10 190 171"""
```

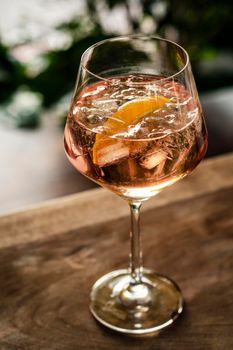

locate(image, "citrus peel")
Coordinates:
92 96 169 166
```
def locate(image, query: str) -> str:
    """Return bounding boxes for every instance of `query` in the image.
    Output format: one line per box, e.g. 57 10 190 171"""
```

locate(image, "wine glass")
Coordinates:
64 35 208 335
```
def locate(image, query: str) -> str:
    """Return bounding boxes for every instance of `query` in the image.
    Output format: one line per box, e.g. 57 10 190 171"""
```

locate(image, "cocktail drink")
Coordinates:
64 36 208 335
65 75 207 199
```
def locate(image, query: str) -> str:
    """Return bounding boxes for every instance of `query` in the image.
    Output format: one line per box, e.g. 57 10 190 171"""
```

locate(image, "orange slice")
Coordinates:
93 96 169 166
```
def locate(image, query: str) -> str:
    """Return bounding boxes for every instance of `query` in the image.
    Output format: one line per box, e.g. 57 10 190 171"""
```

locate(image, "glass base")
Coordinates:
90 269 183 336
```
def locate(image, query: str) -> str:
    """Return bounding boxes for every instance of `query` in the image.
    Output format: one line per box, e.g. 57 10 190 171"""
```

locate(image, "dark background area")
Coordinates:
0 0 233 213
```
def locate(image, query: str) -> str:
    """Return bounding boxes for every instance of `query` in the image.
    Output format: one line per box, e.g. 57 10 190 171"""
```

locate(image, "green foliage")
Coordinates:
0 43 26 102
27 32 107 107
164 0 233 59
0 0 232 127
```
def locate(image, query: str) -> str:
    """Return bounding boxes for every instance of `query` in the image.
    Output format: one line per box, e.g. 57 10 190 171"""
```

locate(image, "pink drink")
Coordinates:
64 74 207 200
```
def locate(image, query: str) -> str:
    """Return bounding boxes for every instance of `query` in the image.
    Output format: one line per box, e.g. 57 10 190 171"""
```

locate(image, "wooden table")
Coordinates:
0 153 233 349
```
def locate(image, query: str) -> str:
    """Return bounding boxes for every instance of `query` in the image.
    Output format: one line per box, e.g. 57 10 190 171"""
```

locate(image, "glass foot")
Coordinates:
90 269 183 336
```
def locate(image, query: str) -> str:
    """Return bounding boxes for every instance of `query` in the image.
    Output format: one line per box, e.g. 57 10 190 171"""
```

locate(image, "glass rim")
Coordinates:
80 35 190 84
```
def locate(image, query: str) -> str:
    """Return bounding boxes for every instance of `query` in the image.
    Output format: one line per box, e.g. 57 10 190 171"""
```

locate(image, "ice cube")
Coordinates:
140 150 167 170
92 98 119 112
95 141 129 167
171 147 191 171
153 158 166 177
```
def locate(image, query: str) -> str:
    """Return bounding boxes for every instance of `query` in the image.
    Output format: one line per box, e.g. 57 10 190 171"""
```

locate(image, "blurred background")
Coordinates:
1 0 233 213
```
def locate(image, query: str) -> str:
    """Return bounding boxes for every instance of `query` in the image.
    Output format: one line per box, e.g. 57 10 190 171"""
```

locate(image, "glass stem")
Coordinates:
129 202 143 284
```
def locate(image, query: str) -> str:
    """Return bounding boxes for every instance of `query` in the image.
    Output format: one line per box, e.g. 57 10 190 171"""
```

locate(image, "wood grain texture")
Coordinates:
0 153 232 349
1 153 233 249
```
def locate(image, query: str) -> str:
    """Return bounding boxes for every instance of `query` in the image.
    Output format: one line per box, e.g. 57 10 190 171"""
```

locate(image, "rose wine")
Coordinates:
64 74 207 200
